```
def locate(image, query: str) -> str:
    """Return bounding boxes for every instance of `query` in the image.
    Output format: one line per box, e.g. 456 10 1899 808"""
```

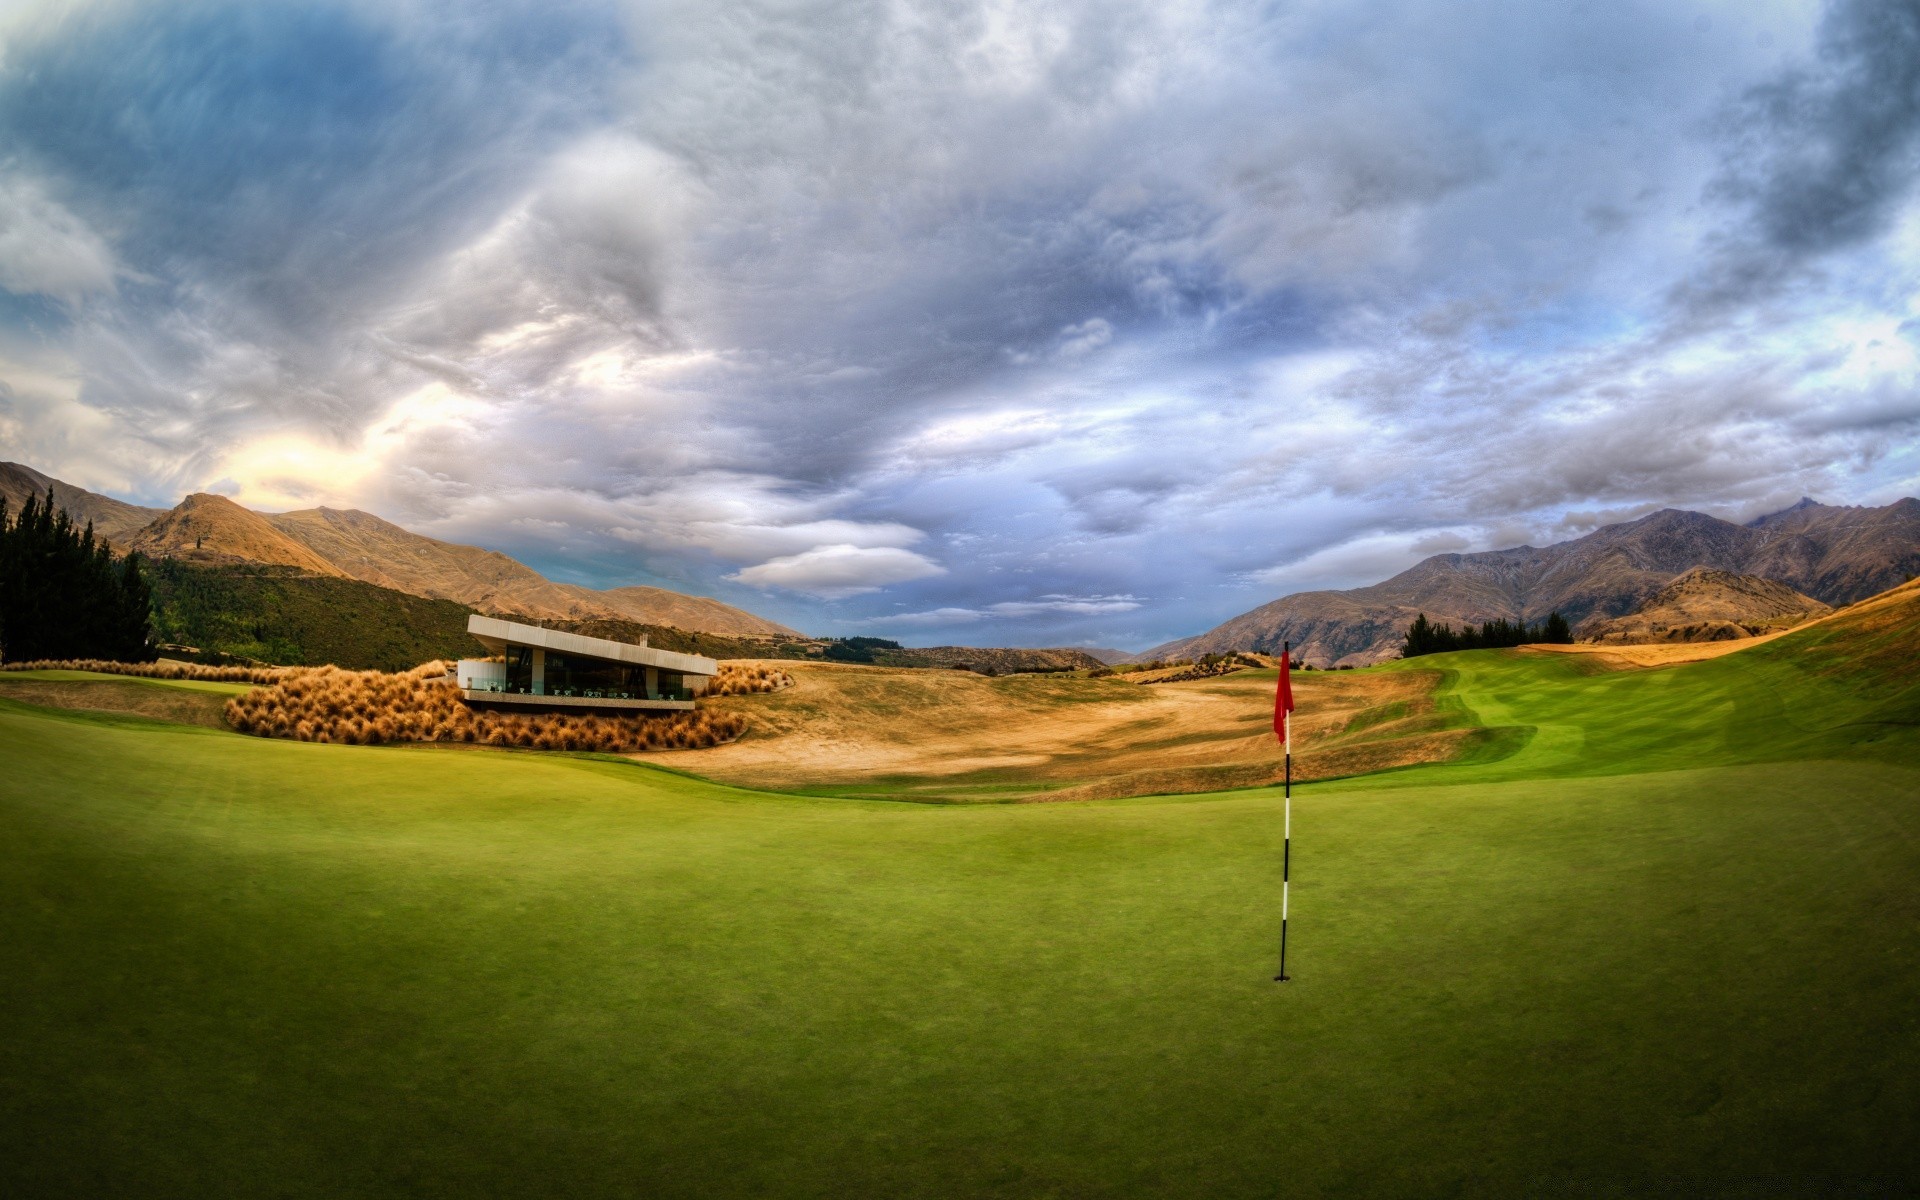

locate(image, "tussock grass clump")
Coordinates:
2 658 310 685
706 664 794 696
225 661 746 752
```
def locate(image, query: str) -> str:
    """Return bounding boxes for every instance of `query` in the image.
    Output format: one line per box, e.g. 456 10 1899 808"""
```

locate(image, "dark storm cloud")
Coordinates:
1729 0 1920 256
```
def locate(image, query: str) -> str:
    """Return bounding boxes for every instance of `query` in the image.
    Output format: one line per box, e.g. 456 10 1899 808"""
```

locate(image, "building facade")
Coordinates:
456 615 718 712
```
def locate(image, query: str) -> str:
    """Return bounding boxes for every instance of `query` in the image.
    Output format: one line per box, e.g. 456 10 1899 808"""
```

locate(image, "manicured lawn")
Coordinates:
3 649 1918 1196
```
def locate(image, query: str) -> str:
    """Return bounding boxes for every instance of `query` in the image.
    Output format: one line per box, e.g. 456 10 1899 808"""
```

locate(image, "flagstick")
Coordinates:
1276 640 1292 984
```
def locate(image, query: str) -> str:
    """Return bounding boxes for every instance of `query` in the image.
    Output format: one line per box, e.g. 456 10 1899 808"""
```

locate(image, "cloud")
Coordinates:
0 170 117 303
1053 318 1113 358
728 544 947 598
1724 0 1920 257
872 594 1141 626
4 0 1920 654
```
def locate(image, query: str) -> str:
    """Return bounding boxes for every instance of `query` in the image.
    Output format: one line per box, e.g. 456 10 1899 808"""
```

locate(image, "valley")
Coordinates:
1 572 1915 1196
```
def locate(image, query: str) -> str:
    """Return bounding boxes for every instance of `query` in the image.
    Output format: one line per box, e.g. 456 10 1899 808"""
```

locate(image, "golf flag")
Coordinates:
1275 641 1295 983
1274 647 1294 750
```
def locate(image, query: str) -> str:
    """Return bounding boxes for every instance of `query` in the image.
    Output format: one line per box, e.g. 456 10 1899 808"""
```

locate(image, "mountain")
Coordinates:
0 462 165 543
8 464 798 639
1740 497 1920 601
587 585 798 639
1151 499 1920 666
261 508 797 636
1078 647 1137 666
1583 568 1831 644
129 494 349 577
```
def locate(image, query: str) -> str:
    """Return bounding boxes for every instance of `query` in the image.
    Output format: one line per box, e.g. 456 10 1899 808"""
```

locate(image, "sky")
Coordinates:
1 0 1918 650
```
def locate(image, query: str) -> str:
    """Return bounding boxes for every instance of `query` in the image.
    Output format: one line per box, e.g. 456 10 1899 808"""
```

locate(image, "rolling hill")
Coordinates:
128 493 350 576
263 506 796 636
1151 499 1920 666
0 461 165 543
145 561 480 671
3 462 798 639
1583 567 1830 644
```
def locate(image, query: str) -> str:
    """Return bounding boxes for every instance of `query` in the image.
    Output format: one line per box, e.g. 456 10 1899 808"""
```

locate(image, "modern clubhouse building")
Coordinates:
455 615 719 712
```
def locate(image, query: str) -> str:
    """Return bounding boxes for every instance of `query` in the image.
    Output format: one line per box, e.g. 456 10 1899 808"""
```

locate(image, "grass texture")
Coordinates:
1 599 1918 1197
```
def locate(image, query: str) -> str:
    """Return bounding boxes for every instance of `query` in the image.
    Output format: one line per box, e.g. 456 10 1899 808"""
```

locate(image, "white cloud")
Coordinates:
0 172 117 304
1054 317 1113 358
872 593 1142 625
728 544 947 598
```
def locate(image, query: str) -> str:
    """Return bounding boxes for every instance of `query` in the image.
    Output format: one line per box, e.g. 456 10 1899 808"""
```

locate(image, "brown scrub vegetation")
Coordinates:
1 657 308 685
225 661 753 752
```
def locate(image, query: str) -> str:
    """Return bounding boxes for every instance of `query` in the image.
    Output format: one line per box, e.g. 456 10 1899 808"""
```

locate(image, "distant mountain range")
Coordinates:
1149 498 1920 665
1 462 798 639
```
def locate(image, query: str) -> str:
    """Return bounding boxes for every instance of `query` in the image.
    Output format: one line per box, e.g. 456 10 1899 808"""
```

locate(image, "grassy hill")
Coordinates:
672 659 1485 802
1 582 1917 1195
148 561 479 670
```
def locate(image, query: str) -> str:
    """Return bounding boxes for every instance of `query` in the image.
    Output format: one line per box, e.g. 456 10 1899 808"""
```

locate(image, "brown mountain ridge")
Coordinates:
130 493 350 577
0 462 166 543
1151 498 1920 666
4 463 798 640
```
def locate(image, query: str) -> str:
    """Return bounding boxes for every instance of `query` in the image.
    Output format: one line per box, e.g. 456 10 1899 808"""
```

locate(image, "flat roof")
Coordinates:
467 615 718 676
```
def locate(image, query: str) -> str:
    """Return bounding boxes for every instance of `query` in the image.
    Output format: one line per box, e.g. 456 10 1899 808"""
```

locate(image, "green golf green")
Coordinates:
2 595 1917 1196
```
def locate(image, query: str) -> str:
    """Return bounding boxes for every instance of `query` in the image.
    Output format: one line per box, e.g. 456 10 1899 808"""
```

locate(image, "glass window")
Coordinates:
545 653 643 698
505 646 535 694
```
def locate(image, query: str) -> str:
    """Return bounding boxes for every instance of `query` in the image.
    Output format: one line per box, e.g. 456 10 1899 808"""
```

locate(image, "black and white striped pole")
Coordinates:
1276 639 1293 984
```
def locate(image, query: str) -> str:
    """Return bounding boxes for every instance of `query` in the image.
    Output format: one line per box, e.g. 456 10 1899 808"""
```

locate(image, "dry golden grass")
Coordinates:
705 663 794 696
657 659 1458 802
1 658 309 685
227 661 745 752
0 677 234 727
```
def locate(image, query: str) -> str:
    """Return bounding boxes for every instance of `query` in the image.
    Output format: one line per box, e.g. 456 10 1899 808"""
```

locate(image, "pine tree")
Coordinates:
0 487 156 663
1402 613 1434 658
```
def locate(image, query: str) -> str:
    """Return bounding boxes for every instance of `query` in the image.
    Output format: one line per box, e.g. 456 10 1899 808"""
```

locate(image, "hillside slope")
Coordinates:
5 465 799 639
264 507 799 636
1585 568 1830 644
583 584 800 638
129 494 348 576
1363 571 1920 789
0 461 164 544
147 561 478 671
1154 499 1920 666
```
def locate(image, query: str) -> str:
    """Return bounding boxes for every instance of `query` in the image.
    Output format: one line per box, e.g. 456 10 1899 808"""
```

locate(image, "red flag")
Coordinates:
1274 647 1294 747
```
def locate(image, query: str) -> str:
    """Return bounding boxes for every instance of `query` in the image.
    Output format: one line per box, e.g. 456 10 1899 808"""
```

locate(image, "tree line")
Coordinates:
822 636 902 663
0 489 156 663
1401 611 1572 658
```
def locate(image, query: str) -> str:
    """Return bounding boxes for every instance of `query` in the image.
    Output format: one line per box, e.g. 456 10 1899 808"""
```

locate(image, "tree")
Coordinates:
1541 612 1572 644
0 487 156 663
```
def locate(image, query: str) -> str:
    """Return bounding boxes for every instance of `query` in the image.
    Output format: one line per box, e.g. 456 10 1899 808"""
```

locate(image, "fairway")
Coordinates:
5 596 1920 1197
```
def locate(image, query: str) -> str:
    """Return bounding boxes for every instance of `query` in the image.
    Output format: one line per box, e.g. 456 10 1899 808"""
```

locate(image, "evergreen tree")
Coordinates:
0 487 157 663
1542 612 1572 644
1401 613 1433 658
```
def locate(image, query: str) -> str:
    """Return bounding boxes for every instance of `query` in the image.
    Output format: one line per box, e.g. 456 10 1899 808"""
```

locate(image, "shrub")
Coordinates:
706 663 795 696
225 660 748 753
2 657 309 685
